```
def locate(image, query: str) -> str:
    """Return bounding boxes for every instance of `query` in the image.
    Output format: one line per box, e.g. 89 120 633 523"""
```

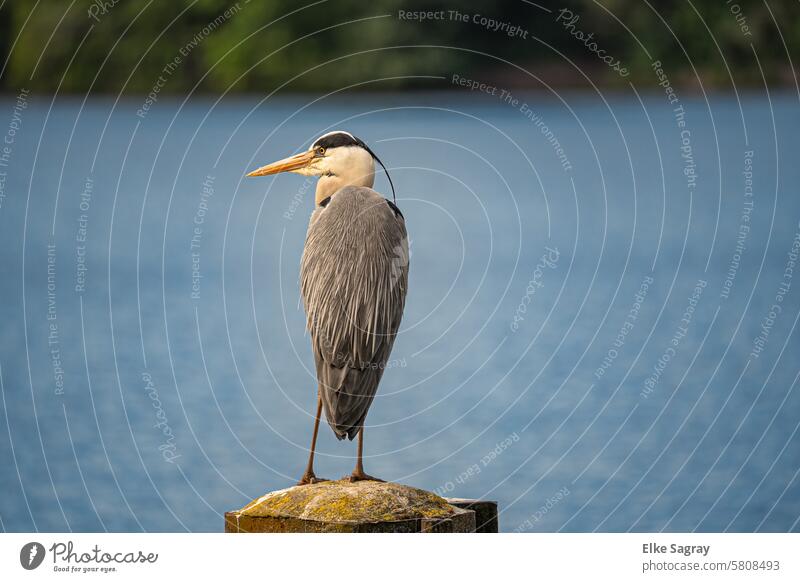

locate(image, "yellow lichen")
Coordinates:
238 479 457 524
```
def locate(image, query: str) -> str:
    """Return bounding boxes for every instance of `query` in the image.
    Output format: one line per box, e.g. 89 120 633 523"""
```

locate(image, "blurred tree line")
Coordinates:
0 0 796 94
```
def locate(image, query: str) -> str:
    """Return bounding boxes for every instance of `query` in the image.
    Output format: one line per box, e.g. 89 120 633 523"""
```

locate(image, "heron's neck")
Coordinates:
315 151 375 205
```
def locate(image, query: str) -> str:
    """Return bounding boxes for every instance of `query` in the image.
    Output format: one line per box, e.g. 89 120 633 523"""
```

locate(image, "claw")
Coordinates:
297 473 329 486
348 471 384 483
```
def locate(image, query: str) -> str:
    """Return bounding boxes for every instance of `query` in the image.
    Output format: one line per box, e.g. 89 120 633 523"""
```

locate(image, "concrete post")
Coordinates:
224 479 497 534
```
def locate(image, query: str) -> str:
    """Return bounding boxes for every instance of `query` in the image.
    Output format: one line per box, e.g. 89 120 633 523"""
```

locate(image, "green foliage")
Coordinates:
0 0 795 93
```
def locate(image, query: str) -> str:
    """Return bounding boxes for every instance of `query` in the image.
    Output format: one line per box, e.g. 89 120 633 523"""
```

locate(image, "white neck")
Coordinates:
315 146 375 205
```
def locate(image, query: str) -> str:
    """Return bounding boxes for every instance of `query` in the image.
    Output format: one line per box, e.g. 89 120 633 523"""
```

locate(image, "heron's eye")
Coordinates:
316 146 326 156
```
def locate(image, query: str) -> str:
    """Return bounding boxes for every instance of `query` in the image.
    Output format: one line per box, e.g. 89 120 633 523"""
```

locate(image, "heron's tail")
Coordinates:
315 355 382 440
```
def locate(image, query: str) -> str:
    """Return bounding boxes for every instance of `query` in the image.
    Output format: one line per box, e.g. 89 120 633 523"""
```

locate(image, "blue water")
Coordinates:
0 91 799 532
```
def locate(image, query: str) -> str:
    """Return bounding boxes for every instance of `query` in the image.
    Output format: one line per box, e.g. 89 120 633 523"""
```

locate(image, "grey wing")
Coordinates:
300 188 408 440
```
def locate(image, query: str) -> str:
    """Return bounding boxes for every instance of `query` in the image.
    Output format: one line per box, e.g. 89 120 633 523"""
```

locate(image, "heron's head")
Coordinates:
247 131 396 205
247 130 376 180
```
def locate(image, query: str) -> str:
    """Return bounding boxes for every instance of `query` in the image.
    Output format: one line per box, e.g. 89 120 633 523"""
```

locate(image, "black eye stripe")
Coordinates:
311 132 397 205
312 133 362 150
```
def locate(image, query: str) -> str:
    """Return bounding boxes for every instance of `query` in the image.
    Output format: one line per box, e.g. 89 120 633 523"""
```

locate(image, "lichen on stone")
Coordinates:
237 479 459 524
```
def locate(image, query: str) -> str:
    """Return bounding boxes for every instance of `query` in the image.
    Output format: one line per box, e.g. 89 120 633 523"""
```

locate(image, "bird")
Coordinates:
247 131 409 484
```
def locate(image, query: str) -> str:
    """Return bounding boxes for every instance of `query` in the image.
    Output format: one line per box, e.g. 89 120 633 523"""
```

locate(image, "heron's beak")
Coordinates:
246 150 315 177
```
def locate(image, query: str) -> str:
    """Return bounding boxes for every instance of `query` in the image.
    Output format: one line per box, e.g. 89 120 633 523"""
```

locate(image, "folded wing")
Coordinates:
300 186 408 440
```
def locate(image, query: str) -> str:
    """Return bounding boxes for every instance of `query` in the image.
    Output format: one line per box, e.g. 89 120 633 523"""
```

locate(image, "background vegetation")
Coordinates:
0 0 796 94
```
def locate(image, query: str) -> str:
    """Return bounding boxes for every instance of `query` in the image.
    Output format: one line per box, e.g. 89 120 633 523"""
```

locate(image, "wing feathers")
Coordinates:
300 187 408 439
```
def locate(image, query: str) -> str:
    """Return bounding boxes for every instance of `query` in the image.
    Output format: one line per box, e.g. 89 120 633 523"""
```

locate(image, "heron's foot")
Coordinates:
348 470 384 483
297 472 328 486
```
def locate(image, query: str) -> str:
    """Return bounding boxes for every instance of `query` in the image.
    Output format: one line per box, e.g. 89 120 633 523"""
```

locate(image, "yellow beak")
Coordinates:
246 150 315 177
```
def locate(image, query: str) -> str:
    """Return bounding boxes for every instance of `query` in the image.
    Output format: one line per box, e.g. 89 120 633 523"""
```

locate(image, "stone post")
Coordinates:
224 479 497 534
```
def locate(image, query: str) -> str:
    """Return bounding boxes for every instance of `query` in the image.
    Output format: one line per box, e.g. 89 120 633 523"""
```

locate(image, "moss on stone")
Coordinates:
232 479 459 524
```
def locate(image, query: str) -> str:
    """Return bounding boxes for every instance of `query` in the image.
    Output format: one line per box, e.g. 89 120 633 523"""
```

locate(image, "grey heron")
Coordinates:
247 131 409 484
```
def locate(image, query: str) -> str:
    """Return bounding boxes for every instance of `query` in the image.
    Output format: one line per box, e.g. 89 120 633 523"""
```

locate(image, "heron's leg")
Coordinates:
349 427 384 482
298 391 327 485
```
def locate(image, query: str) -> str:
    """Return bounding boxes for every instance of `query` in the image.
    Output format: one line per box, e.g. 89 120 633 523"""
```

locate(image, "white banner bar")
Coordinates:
1 533 797 581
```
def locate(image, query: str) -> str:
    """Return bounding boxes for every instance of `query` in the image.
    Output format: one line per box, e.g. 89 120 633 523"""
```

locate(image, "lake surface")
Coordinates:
1 91 799 532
